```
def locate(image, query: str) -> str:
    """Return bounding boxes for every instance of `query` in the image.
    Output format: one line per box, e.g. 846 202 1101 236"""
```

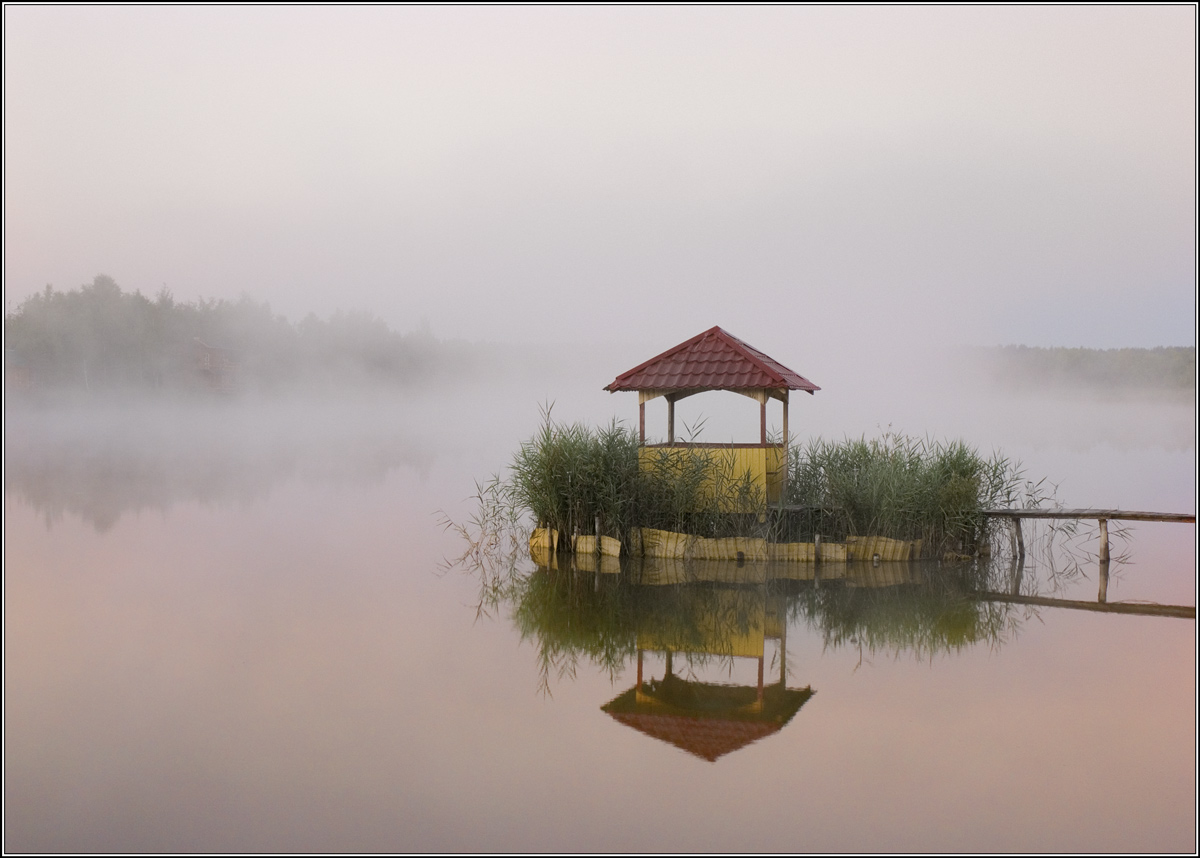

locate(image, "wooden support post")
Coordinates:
760 398 767 445
757 656 764 705
779 607 787 686
781 393 790 504
815 533 822 564
665 650 673 678
667 398 674 446
1013 517 1025 562
1098 517 1110 603
639 401 645 445
636 650 643 690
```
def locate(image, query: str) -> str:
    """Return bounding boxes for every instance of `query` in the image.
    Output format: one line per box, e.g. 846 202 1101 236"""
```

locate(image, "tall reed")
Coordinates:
787 429 1032 557
509 406 764 544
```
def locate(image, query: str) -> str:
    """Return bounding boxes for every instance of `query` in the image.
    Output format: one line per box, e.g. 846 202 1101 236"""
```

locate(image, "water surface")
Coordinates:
4 385 1195 852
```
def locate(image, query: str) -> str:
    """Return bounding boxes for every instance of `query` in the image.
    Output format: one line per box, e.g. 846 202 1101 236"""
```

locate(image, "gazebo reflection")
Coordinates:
601 562 814 762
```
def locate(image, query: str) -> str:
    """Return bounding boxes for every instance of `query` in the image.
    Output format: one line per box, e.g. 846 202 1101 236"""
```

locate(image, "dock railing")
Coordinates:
980 508 1196 564
980 508 1195 609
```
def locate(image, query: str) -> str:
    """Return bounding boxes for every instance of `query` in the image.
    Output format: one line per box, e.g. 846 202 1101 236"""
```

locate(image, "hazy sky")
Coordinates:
4 5 1196 351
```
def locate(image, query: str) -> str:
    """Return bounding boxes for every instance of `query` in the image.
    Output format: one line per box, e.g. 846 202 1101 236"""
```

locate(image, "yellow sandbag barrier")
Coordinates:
632 527 856 563
690 536 769 561
635 528 694 559
769 542 817 562
611 528 921 563
817 542 848 561
600 535 621 557
529 527 559 568
530 527 558 553
846 535 922 561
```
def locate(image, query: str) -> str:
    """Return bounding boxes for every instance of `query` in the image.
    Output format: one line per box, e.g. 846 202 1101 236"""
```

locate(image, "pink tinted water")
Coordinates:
4 394 1195 853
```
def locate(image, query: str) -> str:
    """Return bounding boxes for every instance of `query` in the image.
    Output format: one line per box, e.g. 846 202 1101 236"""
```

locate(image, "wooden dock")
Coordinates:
980 509 1195 524
981 508 1195 564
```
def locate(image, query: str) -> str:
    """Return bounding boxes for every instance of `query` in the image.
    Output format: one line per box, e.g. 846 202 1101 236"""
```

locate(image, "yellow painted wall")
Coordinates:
638 444 786 507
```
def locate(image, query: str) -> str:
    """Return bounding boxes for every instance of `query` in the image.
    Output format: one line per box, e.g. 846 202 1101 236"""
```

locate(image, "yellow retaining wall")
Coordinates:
529 527 559 568
544 526 921 566
630 528 924 563
820 542 849 561
573 534 622 558
691 536 769 561
846 535 918 561
636 527 694 559
769 542 816 562
638 443 786 507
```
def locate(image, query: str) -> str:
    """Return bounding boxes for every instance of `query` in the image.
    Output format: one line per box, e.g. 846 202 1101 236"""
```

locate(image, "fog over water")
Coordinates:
4 5 1197 853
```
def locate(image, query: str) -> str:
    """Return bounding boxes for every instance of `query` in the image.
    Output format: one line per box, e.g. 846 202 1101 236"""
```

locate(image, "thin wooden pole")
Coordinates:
779 606 787 686
1099 518 1109 564
760 398 767 445
667 398 674 446
781 393 790 503
639 401 645 445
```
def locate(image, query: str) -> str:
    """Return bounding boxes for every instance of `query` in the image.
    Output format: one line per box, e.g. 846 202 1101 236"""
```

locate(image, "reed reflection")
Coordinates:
466 544 1037 760
456 517 1191 761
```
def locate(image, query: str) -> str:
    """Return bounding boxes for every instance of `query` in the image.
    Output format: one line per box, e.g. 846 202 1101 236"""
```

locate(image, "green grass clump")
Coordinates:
509 407 763 544
787 430 1028 557
509 410 641 540
509 412 1039 558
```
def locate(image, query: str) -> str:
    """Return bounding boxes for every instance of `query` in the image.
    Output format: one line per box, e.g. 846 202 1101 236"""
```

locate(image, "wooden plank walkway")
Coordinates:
980 508 1194 564
981 508 1195 523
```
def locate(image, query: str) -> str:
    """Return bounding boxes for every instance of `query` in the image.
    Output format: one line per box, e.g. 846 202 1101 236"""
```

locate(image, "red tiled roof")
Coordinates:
606 712 781 762
601 680 815 762
604 326 819 394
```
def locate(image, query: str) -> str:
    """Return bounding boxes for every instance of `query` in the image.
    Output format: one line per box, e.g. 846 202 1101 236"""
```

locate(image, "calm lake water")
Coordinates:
5 369 1196 853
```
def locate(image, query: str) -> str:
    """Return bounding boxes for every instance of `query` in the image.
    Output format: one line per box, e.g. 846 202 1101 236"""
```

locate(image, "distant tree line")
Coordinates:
974 344 1195 394
4 274 454 394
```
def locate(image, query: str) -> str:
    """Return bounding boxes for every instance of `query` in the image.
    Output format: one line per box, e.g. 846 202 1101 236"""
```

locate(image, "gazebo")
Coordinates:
604 326 819 505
